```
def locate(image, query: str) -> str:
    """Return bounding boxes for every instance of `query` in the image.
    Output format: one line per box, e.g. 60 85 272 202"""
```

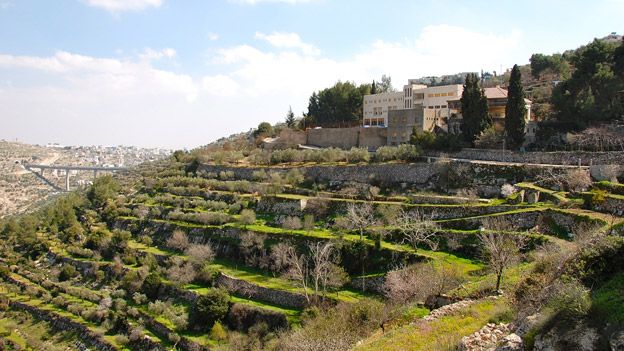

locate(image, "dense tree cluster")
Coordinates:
545 38 624 129
304 81 372 127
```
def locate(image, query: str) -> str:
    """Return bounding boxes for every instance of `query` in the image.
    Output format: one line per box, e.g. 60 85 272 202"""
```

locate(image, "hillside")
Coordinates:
0 141 170 218
0 145 622 350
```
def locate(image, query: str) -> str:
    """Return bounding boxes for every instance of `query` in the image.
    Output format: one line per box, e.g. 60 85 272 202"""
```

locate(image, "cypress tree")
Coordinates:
505 64 527 149
460 73 491 145
371 81 377 94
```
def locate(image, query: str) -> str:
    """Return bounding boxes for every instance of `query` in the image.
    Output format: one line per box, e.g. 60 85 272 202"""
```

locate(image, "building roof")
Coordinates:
447 86 531 104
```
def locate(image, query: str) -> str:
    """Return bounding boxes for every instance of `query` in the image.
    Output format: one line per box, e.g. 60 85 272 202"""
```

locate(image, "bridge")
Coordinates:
23 164 129 191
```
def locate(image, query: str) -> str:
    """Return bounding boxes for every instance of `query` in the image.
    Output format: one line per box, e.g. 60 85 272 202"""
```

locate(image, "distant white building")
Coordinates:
363 81 462 129
364 78 534 145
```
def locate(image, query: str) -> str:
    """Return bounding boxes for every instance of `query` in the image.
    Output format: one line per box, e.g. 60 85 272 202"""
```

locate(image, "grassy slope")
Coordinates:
355 298 510 351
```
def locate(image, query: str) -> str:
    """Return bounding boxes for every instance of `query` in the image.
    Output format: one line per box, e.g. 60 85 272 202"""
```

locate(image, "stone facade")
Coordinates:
306 126 387 149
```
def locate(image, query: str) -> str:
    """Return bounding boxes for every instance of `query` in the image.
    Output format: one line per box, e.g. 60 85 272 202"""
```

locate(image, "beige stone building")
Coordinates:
363 79 534 146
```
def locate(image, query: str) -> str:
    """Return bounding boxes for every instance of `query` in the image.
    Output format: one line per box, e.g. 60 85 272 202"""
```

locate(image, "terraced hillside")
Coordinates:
0 149 622 350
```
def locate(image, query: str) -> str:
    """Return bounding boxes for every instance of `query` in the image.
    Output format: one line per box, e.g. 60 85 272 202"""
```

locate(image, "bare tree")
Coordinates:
166 230 189 251
282 244 311 304
394 209 440 252
341 203 376 240
279 241 347 303
308 241 347 299
383 262 463 304
184 243 215 267
478 220 527 292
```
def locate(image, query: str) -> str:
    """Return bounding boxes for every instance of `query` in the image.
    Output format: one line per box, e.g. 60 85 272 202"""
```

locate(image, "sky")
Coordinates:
0 0 622 149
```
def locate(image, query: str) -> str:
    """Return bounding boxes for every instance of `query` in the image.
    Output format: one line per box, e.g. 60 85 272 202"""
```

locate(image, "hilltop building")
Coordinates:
363 79 534 145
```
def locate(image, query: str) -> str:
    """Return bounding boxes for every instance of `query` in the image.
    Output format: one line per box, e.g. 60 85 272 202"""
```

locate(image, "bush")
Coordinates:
345 147 370 163
374 144 419 162
58 264 78 282
190 288 230 330
239 209 256 226
546 278 591 319
166 230 189 251
142 273 162 300
185 244 215 267
210 321 228 342
282 216 302 230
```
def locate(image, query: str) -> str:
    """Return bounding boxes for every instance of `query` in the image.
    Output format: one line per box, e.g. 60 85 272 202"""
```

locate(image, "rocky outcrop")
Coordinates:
533 320 600 351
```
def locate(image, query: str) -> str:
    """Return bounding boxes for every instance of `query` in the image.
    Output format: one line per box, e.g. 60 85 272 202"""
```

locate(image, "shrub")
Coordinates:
239 209 256 226
285 168 305 186
210 321 228 342
374 144 419 162
546 278 591 319
563 168 592 193
282 216 302 230
166 230 189 251
345 147 370 163
142 273 162 300
58 264 78 282
185 244 215 267
190 288 230 330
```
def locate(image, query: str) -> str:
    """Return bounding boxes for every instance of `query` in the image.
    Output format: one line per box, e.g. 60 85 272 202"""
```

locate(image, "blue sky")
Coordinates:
0 0 622 148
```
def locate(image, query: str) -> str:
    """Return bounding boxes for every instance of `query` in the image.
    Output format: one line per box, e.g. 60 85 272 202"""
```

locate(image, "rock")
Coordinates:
533 320 599 351
610 330 624 351
526 191 540 204
514 313 541 337
496 333 523 351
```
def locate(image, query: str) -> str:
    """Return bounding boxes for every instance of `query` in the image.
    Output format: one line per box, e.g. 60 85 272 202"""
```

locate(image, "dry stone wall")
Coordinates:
9 301 119 351
214 272 309 309
422 149 624 166
199 162 569 196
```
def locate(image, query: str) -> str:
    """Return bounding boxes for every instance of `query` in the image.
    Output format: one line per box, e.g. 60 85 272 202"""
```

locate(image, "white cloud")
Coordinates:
0 24 525 148
255 31 320 55
0 1 12 10
207 32 220 41
83 0 162 12
202 74 240 97
138 48 177 61
209 25 523 99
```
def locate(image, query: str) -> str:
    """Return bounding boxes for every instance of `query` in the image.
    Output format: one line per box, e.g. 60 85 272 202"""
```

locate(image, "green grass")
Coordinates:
355 298 511 351
590 272 624 325
230 295 303 324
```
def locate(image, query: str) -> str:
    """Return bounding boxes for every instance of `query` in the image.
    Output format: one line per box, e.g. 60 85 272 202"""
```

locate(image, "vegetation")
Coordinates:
504 64 527 150
460 73 491 146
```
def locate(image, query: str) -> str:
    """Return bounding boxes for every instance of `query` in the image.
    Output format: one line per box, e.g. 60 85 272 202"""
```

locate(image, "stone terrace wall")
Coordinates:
422 148 624 166
199 162 567 194
257 195 529 219
214 272 309 309
306 126 387 149
9 301 119 351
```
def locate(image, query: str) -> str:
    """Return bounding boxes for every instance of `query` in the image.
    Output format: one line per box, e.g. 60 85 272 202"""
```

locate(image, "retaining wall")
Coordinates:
422 149 624 166
214 272 309 309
